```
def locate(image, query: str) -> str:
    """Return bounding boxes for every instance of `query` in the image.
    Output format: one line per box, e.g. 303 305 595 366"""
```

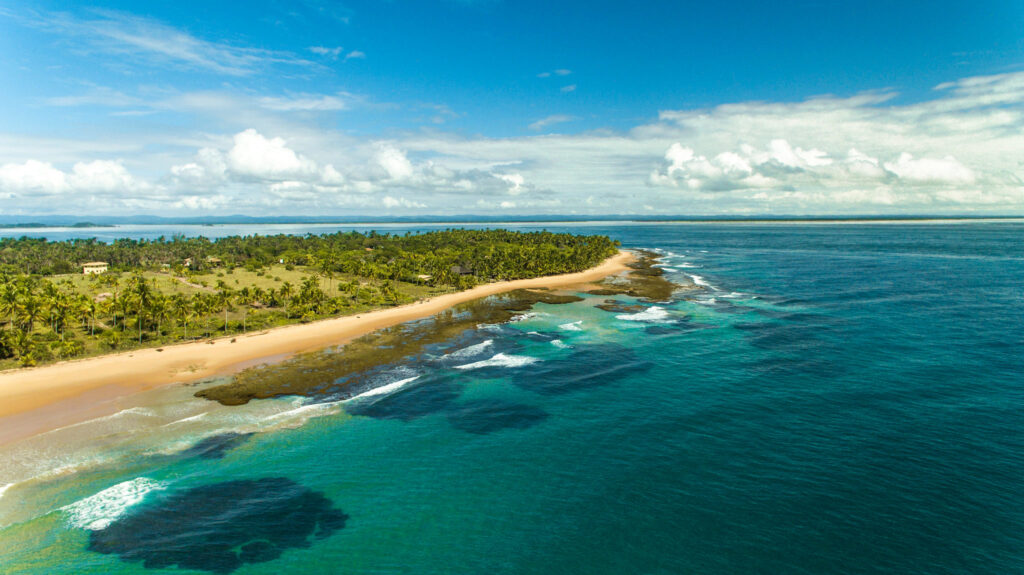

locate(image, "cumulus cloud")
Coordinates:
374 145 415 180
0 159 145 195
226 129 319 180
5 70 1024 215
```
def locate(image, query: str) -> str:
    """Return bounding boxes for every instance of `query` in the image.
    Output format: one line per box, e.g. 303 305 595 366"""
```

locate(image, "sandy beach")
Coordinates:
0 250 633 442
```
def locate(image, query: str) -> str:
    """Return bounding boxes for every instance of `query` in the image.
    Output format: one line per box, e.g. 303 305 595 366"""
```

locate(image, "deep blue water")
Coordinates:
1 222 1022 574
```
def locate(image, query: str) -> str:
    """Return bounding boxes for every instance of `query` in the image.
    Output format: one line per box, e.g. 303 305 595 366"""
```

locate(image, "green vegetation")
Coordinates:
0 230 619 368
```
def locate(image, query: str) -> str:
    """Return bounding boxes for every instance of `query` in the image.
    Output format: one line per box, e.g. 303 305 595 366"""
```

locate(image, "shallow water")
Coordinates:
2 222 1023 574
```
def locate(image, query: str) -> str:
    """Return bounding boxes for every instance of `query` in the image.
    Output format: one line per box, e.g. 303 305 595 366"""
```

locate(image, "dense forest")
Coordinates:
0 229 619 367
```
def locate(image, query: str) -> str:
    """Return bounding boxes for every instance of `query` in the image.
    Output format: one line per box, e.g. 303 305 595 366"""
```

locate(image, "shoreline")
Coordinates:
0 250 634 444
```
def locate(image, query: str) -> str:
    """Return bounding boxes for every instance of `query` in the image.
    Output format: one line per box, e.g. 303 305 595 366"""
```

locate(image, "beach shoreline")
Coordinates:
0 250 634 444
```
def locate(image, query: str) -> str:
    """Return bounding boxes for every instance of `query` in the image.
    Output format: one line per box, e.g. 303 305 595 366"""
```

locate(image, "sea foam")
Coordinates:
454 353 540 370
347 376 420 400
0 483 13 500
616 306 676 323
445 340 493 359
62 477 166 531
688 274 718 290
559 321 584 331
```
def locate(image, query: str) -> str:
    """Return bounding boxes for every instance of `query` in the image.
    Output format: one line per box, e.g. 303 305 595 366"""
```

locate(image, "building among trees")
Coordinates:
82 261 108 275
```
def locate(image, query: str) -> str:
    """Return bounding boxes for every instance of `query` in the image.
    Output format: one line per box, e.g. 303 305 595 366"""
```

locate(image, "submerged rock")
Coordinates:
180 432 254 460
445 399 549 434
345 378 460 421
586 250 689 302
196 289 584 406
88 477 347 573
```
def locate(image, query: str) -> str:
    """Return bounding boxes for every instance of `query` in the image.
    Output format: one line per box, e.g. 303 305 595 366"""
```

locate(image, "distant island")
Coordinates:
0 229 619 368
0 222 110 229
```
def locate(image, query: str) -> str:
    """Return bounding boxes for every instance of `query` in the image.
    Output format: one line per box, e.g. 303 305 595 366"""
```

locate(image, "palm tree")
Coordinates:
170 294 193 340
279 281 294 318
126 273 155 343
215 286 234 333
0 283 19 331
18 296 44 333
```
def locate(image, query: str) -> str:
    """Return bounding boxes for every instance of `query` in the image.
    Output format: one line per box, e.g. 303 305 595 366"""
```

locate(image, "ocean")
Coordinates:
1 222 1022 574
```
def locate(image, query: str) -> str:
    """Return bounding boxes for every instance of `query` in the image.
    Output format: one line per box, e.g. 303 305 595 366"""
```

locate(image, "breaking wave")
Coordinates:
616 306 676 323
62 477 167 531
454 353 540 370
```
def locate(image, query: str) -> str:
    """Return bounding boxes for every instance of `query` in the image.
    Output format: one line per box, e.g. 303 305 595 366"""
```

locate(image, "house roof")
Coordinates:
82 261 108 266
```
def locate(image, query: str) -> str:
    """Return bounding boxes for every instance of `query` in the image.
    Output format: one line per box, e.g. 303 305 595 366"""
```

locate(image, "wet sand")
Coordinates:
0 251 633 443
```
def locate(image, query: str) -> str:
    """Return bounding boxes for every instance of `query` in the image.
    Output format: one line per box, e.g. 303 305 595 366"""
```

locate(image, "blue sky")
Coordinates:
1 0 1022 216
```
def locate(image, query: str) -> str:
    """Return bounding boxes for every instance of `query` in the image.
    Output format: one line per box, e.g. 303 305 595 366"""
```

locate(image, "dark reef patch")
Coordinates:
445 399 549 434
197 289 584 406
88 477 347 574
595 300 647 314
644 321 715 336
181 432 254 460
345 378 460 421
734 321 828 353
511 343 652 395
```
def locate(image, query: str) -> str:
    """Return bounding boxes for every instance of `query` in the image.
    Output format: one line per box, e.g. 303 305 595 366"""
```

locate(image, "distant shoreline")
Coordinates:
1 215 1021 230
0 250 634 444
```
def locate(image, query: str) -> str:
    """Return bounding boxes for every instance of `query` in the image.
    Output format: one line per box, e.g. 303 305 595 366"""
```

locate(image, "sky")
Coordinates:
0 0 1022 217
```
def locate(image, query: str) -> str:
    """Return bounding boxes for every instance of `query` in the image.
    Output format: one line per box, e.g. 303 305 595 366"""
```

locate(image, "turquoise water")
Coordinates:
1 223 1023 574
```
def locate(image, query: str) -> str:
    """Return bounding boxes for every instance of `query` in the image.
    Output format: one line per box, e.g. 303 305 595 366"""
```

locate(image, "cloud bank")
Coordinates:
2 71 1023 215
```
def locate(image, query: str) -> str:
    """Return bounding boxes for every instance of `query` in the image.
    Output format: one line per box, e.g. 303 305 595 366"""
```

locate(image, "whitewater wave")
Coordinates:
454 353 540 370
508 312 541 322
559 321 584 331
347 376 420 400
161 412 209 427
721 292 748 299
445 340 493 359
263 399 344 426
62 477 166 531
0 483 12 500
551 339 572 349
688 274 718 290
616 306 676 323
43 407 158 435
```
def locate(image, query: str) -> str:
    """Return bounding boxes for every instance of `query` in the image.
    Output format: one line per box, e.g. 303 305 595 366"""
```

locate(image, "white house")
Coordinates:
82 261 108 275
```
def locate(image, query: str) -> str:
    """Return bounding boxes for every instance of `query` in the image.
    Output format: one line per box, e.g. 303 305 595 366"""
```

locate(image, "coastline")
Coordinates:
0 250 634 443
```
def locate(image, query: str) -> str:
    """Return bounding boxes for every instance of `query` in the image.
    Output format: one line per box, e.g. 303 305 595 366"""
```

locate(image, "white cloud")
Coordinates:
883 153 975 185
382 196 426 209
374 145 416 181
344 50 366 60
538 68 572 78
497 173 525 194
227 129 318 180
560 84 577 93
309 46 344 58
26 10 313 76
258 93 350 112
0 159 145 195
528 114 575 131
5 70 1024 215
0 160 69 194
